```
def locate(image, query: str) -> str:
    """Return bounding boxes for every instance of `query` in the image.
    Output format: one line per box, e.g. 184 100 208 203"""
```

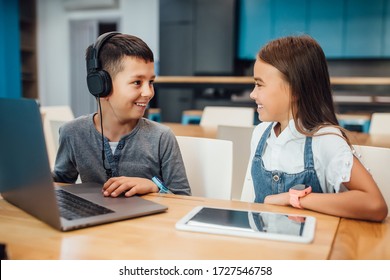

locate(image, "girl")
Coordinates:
244 35 387 222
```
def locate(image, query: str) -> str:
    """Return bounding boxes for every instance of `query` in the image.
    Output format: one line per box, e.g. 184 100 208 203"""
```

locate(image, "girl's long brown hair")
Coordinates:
258 35 350 144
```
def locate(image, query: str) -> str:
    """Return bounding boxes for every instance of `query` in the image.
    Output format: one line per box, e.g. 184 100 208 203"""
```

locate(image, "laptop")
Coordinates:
0 97 167 231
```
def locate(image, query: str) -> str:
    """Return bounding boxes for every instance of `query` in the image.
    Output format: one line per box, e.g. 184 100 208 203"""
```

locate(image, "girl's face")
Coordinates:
107 56 155 124
250 59 292 126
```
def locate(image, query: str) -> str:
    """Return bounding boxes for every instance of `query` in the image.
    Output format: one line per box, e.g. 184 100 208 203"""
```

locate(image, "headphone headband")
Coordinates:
87 31 120 73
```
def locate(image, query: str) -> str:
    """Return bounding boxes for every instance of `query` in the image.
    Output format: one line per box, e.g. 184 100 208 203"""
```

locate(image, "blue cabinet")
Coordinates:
0 0 21 98
238 0 390 59
385 0 390 56
238 0 273 59
273 0 308 38
308 0 344 58
344 0 385 58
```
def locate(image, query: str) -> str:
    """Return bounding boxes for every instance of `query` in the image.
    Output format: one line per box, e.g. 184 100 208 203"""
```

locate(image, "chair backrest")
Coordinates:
369 113 390 135
217 125 255 200
353 145 390 213
176 136 233 200
240 159 255 202
40 106 75 168
200 106 254 127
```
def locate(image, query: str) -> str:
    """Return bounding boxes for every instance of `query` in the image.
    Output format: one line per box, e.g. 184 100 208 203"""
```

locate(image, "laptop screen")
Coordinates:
0 98 53 193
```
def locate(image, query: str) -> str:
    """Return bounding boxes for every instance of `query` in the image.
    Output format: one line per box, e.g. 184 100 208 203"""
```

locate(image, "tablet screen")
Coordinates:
176 206 316 243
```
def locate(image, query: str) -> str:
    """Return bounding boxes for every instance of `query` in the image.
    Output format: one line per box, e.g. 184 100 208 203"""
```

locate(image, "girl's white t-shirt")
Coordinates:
243 120 354 201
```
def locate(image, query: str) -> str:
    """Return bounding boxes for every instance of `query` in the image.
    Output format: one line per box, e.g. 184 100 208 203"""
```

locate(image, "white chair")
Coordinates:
240 160 255 202
176 136 233 200
217 125 255 200
353 145 390 213
40 106 75 168
200 106 254 128
369 113 390 135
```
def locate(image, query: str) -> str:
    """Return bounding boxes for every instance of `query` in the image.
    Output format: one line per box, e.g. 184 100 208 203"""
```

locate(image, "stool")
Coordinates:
337 114 371 133
181 110 203 125
148 108 161 122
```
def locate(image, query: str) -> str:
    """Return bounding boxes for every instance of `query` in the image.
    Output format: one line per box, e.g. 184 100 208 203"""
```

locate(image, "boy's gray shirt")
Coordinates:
52 114 191 195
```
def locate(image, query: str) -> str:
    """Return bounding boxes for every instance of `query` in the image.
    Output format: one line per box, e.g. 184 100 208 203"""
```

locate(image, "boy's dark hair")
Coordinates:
86 33 154 79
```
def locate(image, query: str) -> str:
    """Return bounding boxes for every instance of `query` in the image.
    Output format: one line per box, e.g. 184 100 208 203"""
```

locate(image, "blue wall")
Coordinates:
0 0 21 98
238 0 390 59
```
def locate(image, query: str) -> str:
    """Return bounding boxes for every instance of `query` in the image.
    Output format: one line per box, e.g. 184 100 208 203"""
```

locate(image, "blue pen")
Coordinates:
152 176 169 193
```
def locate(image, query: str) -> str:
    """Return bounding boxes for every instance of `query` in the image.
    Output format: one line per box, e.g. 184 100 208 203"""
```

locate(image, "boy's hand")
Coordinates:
102 176 159 197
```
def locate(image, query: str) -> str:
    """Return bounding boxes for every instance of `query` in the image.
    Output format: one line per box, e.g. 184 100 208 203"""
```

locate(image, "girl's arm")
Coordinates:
302 155 387 221
265 156 388 222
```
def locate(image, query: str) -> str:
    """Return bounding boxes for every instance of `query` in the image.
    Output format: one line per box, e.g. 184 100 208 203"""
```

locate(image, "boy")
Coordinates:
53 32 191 197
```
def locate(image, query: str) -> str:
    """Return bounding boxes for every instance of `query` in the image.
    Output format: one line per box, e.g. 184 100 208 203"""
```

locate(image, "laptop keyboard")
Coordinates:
55 189 114 220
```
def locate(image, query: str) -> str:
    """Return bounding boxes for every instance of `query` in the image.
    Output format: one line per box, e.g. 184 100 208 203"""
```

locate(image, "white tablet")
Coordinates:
175 206 316 243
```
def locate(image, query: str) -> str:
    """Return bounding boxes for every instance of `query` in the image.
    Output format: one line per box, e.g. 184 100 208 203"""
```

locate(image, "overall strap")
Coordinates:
303 136 315 169
254 123 274 157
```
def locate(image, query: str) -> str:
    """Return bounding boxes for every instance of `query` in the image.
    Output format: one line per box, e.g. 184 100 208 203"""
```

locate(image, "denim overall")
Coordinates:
251 123 322 203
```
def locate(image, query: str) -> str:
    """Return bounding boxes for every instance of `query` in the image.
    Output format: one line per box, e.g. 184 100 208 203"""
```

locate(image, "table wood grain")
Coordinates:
0 194 339 260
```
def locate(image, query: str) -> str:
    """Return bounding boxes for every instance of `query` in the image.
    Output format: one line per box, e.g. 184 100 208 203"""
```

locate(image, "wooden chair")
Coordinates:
176 136 233 200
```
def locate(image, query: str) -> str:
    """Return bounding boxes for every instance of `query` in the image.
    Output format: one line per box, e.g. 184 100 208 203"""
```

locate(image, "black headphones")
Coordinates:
86 31 120 98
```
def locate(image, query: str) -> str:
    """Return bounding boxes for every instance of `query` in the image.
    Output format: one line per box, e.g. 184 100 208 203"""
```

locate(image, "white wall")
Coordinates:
37 0 159 106
37 0 69 106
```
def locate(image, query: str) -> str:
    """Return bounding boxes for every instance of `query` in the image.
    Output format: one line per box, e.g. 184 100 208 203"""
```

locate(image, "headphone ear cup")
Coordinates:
87 70 112 98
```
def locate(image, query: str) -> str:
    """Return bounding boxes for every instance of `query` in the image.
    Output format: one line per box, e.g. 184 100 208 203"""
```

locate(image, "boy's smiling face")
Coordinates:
106 56 155 124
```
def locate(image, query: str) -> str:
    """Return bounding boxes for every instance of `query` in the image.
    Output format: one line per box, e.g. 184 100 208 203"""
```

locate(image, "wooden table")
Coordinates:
163 123 390 149
164 122 218 139
329 217 390 259
0 194 339 260
2 192 389 259
346 131 390 149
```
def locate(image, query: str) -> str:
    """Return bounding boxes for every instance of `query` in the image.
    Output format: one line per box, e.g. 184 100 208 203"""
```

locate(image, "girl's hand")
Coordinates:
264 192 290 206
102 176 159 197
